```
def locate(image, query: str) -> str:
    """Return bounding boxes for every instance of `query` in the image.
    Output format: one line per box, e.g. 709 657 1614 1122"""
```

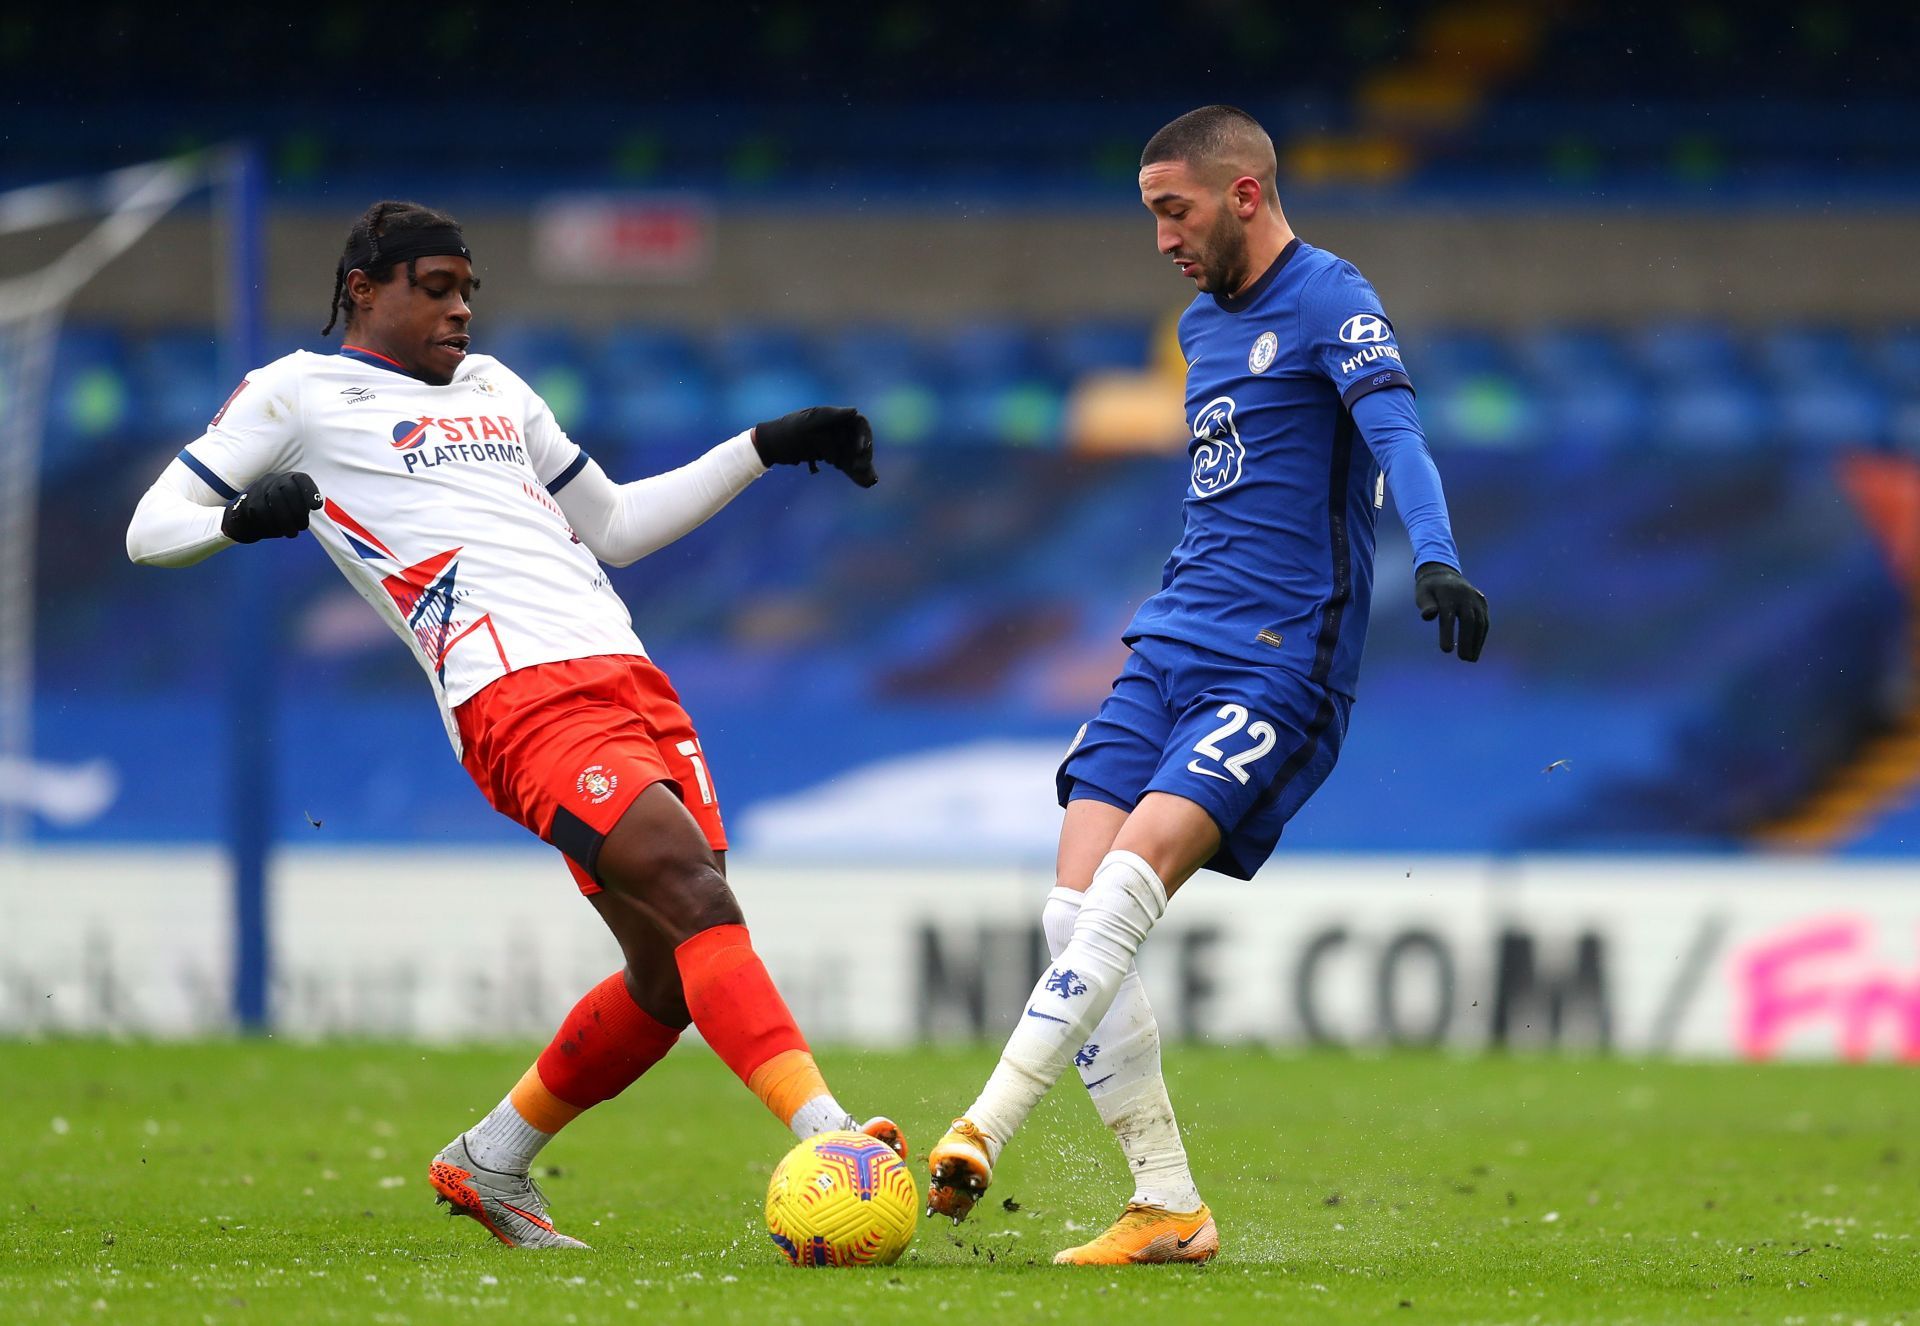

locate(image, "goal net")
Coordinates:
0 154 211 848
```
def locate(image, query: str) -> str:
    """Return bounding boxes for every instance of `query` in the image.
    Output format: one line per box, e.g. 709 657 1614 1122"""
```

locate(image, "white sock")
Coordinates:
1042 887 1203 1212
463 1096 553 1176
966 851 1167 1161
789 1093 858 1142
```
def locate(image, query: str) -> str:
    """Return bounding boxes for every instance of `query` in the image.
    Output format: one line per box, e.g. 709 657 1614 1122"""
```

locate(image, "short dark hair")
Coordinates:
1140 105 1275 196
322 200 469 335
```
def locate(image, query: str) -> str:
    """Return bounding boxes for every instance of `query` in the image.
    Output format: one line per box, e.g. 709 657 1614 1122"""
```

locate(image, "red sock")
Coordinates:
529 971 681 1117
675 924 825 1124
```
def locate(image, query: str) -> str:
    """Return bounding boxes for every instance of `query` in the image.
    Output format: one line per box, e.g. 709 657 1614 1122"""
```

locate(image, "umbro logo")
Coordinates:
341 386 378 405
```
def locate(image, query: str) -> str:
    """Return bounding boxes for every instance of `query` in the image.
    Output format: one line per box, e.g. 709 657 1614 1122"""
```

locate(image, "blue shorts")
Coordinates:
1055 636 1352 880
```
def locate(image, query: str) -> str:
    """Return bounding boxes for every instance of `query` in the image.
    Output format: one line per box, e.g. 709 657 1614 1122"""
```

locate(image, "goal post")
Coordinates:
218 144 272 1031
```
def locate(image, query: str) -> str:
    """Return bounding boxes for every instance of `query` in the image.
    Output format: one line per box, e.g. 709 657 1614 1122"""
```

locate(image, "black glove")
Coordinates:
752 406 877 488
222 471 322 544
1414 561 1489 662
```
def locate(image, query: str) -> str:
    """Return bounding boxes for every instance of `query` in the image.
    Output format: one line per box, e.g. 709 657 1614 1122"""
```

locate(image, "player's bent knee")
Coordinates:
599 845 742 940
1112 793 1221 894
664 861 744 938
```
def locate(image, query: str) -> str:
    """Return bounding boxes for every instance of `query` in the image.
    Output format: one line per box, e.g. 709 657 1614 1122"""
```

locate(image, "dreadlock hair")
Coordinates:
322 200 468 336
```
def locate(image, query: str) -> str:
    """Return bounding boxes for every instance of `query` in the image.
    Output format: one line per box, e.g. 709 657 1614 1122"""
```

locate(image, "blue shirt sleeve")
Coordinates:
1298 260 1414 407
1349 386 1460 572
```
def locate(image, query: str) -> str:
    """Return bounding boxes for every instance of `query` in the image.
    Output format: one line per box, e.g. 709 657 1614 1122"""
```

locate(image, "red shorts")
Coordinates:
455 654 727 896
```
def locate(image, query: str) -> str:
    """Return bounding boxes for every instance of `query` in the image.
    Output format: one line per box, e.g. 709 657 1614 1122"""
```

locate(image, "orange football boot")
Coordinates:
925 1118 994 1223
1053 1202 1218 1265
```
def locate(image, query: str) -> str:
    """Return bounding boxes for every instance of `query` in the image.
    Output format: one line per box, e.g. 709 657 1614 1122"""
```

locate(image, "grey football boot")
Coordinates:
428 1135 590 1249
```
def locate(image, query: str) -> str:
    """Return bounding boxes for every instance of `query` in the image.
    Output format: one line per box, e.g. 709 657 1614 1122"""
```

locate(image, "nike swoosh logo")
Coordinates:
500 1201 554 1231
1185 759 1231 782
1025 1006 1069 1024
1176 1228 1205 1249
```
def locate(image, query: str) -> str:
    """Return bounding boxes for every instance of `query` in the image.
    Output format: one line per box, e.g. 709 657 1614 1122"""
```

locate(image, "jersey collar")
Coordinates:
339 343 434 382
1212 237 1301 314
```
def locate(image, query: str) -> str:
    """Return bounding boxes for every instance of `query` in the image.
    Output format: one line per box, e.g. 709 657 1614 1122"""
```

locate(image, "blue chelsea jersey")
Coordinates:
1124 239 1414 697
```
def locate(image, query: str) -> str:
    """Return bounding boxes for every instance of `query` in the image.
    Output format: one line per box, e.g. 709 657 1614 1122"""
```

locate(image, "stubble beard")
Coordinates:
1203 211 1251 297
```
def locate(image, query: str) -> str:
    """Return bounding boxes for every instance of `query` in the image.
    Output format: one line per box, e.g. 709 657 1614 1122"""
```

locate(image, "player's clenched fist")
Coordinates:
752 406 878 488
221 471 323 543
1414 562 1489 662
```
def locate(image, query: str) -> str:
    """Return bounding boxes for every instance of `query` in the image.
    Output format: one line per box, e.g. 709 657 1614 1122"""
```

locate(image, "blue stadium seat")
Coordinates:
1406 327 1509 383
1869 327 1920 394
599 325 716 449
1403 329 1536 449
1421 373 1544 450
1511 327 1650 448
1541 379 1651 449
1892 400 1920 455
699 326 836 440
1843 784 1920 855
820 324 929 387
1757 325 1859 383
945 320 1050 386
1773 379 1892 448
819 325 941 445
130 330 222 443
720 366 834 434
480 323 602 436
1649 379 1769 450
264 324 322 361
940 321 1064 446
707 325 817 380
1629 321 1745 383
1042 319 1153 379
44 325 134 476
1511 326 1634 385
602 324 704 379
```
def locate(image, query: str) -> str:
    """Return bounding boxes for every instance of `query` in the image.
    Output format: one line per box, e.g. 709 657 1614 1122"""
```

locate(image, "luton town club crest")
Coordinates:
576 765 619 805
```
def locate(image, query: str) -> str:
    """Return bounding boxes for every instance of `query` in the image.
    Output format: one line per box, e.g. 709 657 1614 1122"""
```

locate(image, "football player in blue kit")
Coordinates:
926 105 1488 1263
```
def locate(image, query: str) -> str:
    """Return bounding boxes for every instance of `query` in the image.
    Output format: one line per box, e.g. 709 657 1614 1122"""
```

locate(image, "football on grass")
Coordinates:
765 1130 917 1267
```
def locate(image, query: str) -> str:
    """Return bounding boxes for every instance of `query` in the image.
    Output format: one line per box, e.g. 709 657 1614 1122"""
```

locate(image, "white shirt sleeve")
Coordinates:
521 385 589 491
126 458 233 566
554 432 768 568
173 355 304 499
127 355 305 568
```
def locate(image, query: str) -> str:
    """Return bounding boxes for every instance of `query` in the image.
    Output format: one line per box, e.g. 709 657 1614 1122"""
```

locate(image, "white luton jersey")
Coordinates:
178 347 645 750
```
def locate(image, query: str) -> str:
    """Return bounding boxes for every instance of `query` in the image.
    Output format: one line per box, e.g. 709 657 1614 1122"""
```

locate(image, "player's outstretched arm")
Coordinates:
555 434 766 568
127 461 321 568
556 407 877 568
1349 386 1488 661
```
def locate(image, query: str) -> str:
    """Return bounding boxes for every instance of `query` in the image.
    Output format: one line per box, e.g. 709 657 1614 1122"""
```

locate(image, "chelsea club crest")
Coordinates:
1248 330 1279 374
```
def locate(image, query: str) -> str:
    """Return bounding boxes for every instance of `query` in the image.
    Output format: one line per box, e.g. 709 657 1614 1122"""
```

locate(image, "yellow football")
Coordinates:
765 1130 918 1267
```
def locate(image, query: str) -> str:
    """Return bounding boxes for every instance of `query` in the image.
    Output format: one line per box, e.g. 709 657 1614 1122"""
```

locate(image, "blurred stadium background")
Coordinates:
4 2 1919 1059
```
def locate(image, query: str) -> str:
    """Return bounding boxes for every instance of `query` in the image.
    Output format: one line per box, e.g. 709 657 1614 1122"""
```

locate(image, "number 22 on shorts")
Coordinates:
1186 703 1276 784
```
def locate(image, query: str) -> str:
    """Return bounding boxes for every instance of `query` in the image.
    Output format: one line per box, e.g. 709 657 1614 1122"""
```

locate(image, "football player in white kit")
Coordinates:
127 201 904 1249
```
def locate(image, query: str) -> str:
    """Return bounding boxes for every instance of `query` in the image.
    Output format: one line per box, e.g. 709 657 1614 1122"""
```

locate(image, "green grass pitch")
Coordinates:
4 1041 1915 1323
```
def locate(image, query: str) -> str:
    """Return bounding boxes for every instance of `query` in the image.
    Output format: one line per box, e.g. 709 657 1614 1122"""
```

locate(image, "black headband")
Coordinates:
341 223 472 277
